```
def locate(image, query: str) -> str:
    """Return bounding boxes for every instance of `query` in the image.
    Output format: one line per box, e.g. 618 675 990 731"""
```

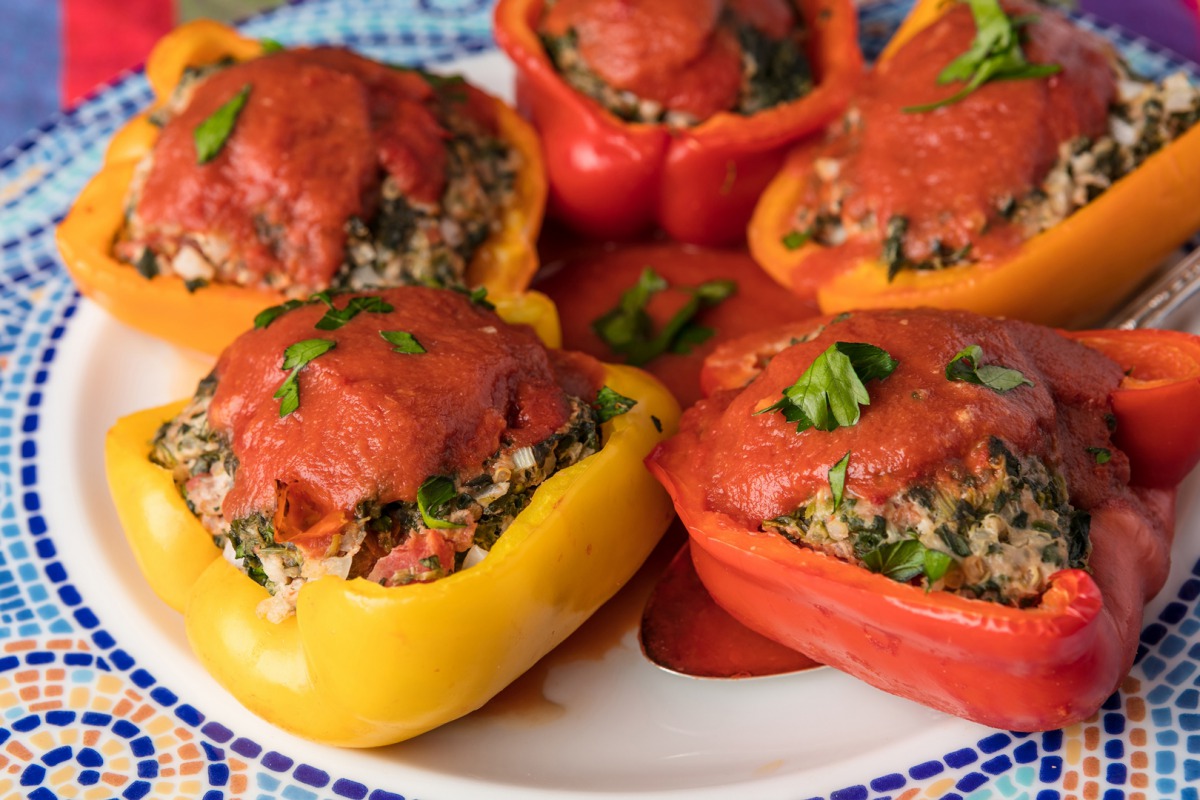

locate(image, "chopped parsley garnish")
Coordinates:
274 338 336 417
594 386 637 423
380 330 426 354
313 293 394 330
183 277 209 293
419 555 443 571
416 476 465 530
902 0 1062 114
194 84 251 164
650 415 663 433
945 344 1034 393
829 451 851 511
448 284 495 310
1087 446 1112 465
757 341 898 433
259 38 285 54
255 299 306 329
135 249 159 279
782 229 813 251
592 267 737 366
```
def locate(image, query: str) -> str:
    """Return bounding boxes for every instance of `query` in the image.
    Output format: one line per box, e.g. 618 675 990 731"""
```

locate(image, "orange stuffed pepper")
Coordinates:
57 21 547 355
749 0 1200 327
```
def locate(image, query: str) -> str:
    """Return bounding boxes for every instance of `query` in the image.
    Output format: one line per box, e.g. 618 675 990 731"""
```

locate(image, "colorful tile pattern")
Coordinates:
0 1 1198 798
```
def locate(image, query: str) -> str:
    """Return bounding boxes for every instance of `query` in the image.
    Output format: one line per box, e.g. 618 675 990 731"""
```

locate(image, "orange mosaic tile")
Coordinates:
83 730 99 747
1083 756 1100 777
1065 771 1080 790
1130 727 1147 746
6 742 32 760
1083 781 1100 800
1127 697 1146 722
1084 726 1100 750
30 700 64 712
6 641 35 653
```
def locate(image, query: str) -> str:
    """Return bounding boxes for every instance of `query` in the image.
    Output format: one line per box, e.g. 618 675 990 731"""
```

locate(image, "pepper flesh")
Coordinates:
57 20 548 356
105 297 679 746
647 324 1200 731
748 0 1200 328
493 0 861 246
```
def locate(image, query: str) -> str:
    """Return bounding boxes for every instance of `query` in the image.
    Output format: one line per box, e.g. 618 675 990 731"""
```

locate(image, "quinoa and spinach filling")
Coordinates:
118 55 519 293
540 2 813 127
763 437 1091 607
150 375 603 621
790 66 1200 279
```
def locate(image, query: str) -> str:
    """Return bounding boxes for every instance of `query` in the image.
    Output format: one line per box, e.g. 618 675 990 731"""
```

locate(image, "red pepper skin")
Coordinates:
647 326 1200 731
1063 329 1200 488
493 0 862 246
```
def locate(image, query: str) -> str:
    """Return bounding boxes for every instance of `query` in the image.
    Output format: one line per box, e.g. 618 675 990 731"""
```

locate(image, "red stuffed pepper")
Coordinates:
493 0 861 245
648 308 1200 731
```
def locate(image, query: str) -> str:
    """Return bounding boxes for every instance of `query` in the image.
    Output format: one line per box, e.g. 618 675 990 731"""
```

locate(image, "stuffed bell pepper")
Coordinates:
494 0 861 245
647 307 1200 731
105 286 678 746
749 0 1200 327
57 21 547 355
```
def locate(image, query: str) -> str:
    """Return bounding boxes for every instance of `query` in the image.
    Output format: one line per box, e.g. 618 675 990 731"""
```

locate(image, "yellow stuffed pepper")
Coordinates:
58 20 547 355
749 0 1200 328
105 287 678 747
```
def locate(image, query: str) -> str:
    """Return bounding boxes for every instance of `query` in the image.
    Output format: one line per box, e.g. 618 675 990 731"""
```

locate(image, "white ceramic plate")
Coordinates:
4 2 1200 798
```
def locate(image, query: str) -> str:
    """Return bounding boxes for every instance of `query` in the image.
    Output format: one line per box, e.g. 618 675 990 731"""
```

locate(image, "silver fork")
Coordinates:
1108 245 1200 329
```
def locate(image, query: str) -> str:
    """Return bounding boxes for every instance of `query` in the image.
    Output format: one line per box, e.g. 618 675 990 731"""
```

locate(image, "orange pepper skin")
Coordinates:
748 0 1200 328
493 0 862 246
56 20 547 356
647 325 1200 731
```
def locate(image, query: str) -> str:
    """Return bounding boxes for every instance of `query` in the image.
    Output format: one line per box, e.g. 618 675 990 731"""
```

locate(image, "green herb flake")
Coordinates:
194 84 251 164
380 330 426 354
923 549 953 585
902 0 1062 114
416 476 465 530
651 415 663 433
452 284 495 310
254 299 306 329
259 38 285 54
273 338 336 417
1087 446 1112 465
183 277 209 293
828 451 851 511
314 295 395 330
945 344 1034 393
595 385 637 423
782 229 813 251
134 249 159 279
592 267 737 366
418 555 442 571
757 341 898 433
862 539 928 583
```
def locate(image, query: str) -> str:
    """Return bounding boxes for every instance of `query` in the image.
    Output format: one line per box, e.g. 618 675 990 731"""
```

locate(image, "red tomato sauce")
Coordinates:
535 237 816 408
789 1 1116 290
540 0 795 119
662 308 1129 528
207 286 601 521
135 48 496 290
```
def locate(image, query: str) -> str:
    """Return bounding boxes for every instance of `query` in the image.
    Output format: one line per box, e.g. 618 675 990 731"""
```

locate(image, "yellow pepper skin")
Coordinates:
57 20 547 355
748 0 1200 328
104 297 679 747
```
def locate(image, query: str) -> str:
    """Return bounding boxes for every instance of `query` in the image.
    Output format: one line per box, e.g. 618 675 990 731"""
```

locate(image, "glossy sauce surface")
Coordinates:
208 286 599 520
791 1 1116 289
671 308 1128 526
136 49 497 288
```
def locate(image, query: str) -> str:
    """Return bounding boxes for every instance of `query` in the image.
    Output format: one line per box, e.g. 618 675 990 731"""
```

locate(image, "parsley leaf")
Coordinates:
757 342 898 433
314 295 395 330
417 476 465 530
828 451 851 511
592 267 736 366
380 330 426 354
259 38 285 54
902 0 1062 114
862 539 927 583
594 386 637 423
452 285 495 310
273 338 336 417
782 229 813 251
194 84 251 164
945 344 1034 393
254 299 305 329
923 549 953 584
1087 446 1112 465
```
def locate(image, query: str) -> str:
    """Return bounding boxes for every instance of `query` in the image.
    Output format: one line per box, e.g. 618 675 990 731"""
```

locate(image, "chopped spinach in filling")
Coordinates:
121 59 518 294
792 67 1200 279
151 377 601 621
541 8 812 127
762 438 1091 606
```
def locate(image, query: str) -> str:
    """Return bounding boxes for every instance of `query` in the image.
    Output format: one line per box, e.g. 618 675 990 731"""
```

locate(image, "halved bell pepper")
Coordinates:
493 0 861 246
57 20 548 356
748 0 1200 328
647 325 1200 731
104 295 679 747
